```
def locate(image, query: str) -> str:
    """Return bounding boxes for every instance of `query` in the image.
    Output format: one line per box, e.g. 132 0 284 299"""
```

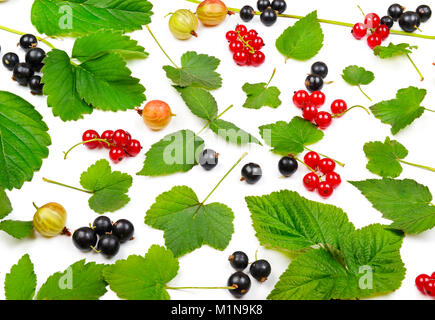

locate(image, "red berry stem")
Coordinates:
42 178 93 194
332 105 370 118
304 147 345 167
294 156 317 174
236 29 255 53
63 138 112 160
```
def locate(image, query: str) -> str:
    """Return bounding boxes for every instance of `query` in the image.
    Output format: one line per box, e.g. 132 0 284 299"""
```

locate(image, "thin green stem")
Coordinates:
146 25 179 69
63 138 112 159
304 147 345 167
216 104 234 119
424 108 435 113
0 25 56 49
195 105 234 136
32 202 39 210
357 85 372 101
406 53 424 81
398 159 435 173
294 157 317 174
196 121 210 136
357 5 366 17
42 178 93 194
166 286 235 290
332 105 370 118
266 68 277 87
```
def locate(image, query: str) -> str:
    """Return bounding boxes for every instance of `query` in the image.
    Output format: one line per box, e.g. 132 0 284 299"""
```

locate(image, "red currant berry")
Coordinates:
125 139 142 157
226 31 237 42
302 105 318 121
251 37 264 50
303 172 320 191
242 34 250 43
431 272 435 279
251 51 265 67
318 158 336 174
364 13 381 29
325 172 341 188
375 24 390 41
112 129 130 147
109 147 126 164
314 111 332 129
424 279 435 297
233 51 249 66
317 181 334 198
304 151 320 170
229 41 244 53
100 130 114 149
309 91 326 108
247 29 258 40
82 130 101 149
235 24 248 36
331 99 347 116
416 274 431 294
352 23 367 40
367 34 381 49
293 90 309 109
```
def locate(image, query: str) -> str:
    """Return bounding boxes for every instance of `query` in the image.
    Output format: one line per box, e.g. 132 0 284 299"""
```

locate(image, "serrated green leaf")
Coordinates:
373 43 417 58
104 245 179 300
259 117 324 155
0 220 33 239
209 119 261 146
163 51 222 90
364 137 408 178
350 178 435 234
146 186 234 257
242 82 281 109
176 86 218 120
370 86 427 134
31 0 153 37
137 130 204 177
275 11 324 61
342 65 374 86
37 260 107 300
0 189 12 219
5 254 36 300
80 159 132 214
0 91 51 190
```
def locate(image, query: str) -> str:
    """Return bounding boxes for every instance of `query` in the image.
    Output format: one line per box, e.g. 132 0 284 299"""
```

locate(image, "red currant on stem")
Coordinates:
367 34 381 49
125 139 142 157
318 158 336 174
425 279 435 297
293 90 309 109
364 13 380 29
82 130 101 149
331 105 370 118
330 99 347 116
309 91 326 108
303 172 320 191
251 37 264 50
375 24 390 41
109 147 126 164
314 111 333 129
235 24 248 36
317 181 334 198
302 105 318 121
101 130 114 149
113 129 130 148
226 31 237 42
352 23 367 40
233 51 248 66
325 172 341 188
247 29 258 40
416 274 431 294
251 51 265 67
229 41 244 53
304 151 320 169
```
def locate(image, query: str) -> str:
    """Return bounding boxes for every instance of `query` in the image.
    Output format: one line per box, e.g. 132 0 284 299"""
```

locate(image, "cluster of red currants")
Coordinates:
82 129 142 164
352 13 390 49
225 24 265 67
302 151 341 198
415 272 435 298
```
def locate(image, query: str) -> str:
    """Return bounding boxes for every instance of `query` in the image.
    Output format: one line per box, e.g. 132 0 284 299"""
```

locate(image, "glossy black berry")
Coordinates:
25 48 46 72
72 227 98 251
416 5 432 22
305 74 323 92
271 0 287 14
257 0 270 12
13 63 34 86
112 219 134 243
250 259 272 282
29 75 44 94
2 52 19 71
380 15 394 28
97 234 121 257
311 61 328 79
240 5 255 22
399 11 421 32
227 272 251 298
260 7 277 26
93 216 113 236
199 149 218 170
388 3 404 21
241 163 262 184
19 34 38 50
229 251 249 271
278 156 298 177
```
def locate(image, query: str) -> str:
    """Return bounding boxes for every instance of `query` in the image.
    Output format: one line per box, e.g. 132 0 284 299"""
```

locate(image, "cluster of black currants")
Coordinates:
305 61 328 92
72 216 134 258
384 3 431 32
227 251 271 298
240 0 287 26
1 34 45 94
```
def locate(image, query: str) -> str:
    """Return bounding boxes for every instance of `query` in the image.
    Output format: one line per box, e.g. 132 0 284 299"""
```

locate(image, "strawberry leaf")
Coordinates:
242 82 281 109
373 43 417 58
5 254 36 300
0 220 34 239
0 189 12 219
209 119 261 145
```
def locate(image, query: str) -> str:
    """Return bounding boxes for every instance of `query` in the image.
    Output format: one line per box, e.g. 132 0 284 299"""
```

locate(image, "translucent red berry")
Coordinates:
318 158 336 174
252 37 264 50
367 34 382 49
251 51 265 67
100 130 114 149
375 24 390 40
352 23 367 40
304 151 320 170
109 147 126 164
364 13 381 29
302 105 318 121
331 99 348 116
325 172 341 188
303 172 320 191
229 41 244 53
226 31 237 41
416 274 431 294
235 24 248 35
247 29 258 40
82 130 101 150
233 51 249 66
314 111 332 129
317 181 334 198
309 91 326 108
125 139 142 157
293 90 309 109
425 279 435 297
112 129 130 147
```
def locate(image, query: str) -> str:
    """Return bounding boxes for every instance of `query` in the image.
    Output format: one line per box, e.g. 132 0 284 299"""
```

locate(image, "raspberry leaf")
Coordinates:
0 220 34 239
104 245 179 300
209 119 262 145
176 86 218 120
5 254 36 300
242 82 281 109
0 189 12 219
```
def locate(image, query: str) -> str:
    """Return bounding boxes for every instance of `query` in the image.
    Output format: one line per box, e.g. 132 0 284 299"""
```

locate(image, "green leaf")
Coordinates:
373 43 417 58
146 186 234 257
350 178 435 234
259 117 324 155
176 86 218 120
37 260 107 300
31 0 153 37
0 189 12 219
245 190 355 252
80 159 132 214
342 65 374 86
275 11 324 61
370 86 427 134
104 245 179 300
72 30 148 61
163 51 222 90
0 91 51 190
137 130 204 177
209 119 261 146
0 220 33 239
242 82 281 109
5 254 36 300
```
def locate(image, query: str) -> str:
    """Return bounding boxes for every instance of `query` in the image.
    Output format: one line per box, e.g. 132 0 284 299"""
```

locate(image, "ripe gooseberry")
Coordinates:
137 100 174 131
33 202 67 237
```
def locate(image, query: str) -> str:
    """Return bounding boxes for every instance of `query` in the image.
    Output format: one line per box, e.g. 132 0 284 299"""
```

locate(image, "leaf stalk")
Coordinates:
42 178 92 194
146 25 180 69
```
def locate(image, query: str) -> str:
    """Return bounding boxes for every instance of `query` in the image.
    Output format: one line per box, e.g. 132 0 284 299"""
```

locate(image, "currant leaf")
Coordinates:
0 220 34 239
342 65 374 86
5 254 36 300
373 43 417 58
0 189 12 219
242 82 281 109
209 119 262 145
176 86 218 121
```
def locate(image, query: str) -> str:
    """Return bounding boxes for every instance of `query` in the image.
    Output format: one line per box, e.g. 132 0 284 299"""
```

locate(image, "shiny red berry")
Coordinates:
431 272 435 279
425 279 435 297
101 130 114 149
109 147 126 164
416 274 431 294
318 158 336 174
233 51 248 66
251 51 265 67
125 139 142 157
226 31 237 41
325 172 341 188
82 130 101 149
303 172 319 191
365 13 381 29
304 151 320 170
309 91 326 108
317 181 333 198
314 111 332 129
293 90 309 109
302 105 318 121
112 129 130 147
352 23 367 40
375 24 390 40
331 99 347 116
252 37 264 50
235 24 248 35
247 29 258 40
367 34 381 49
229 41 244 53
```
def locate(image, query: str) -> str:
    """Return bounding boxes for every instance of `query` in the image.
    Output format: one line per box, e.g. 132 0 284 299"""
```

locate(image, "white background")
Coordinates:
0 0 434 300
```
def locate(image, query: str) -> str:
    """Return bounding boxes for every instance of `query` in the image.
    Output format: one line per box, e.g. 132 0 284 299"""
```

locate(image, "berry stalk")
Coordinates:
398 159 435 173
294 156 317 174
42 178 93 194
166 286 236 290
63 138 112 159
332 105 370 118
0 25 56 49
304 147 345 167
146 25 180 68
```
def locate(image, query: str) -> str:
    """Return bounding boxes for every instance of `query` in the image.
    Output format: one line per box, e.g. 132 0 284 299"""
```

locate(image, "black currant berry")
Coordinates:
227 272 251 298
240 5 255 22
112 219 134 243
19 34 38 50
199 149 218 171
2 52 19 71
13 63 34 86
305 74 323 92
380 15 394 28
278 156 298 177
228 251 249 271
93 216 113 236
311 61 328 79
241 163 262 184
29 75 44 94
97 234 121 257
399 11 421 32
250 259 272 282
271 0 287 14
72 227 98 251
25 48 46 72
260 7 277 26
257 0 270 12
388 3 404 21
416 5 432 22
